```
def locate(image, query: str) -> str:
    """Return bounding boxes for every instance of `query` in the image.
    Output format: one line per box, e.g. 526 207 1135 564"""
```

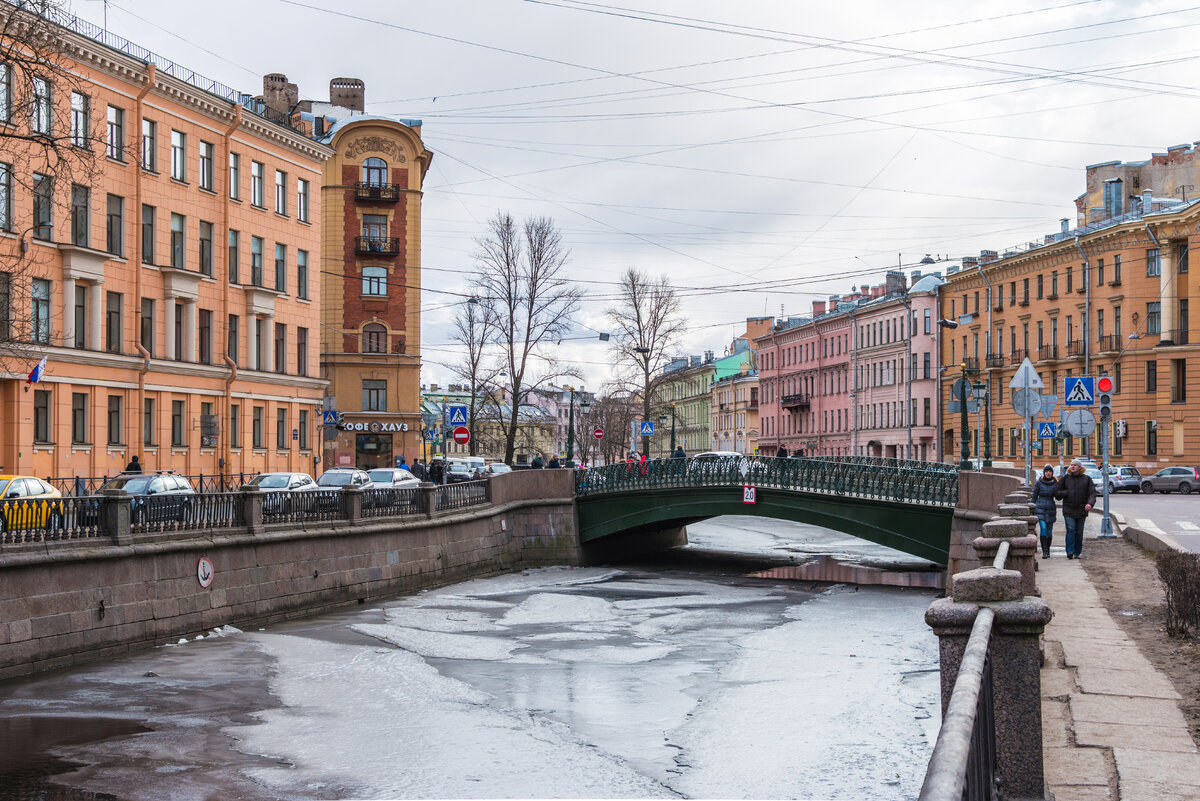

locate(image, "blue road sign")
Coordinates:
322 410 339 426
1064 376 1095 406
640 421 655 436
1037 422 1057 438
447 405 468 425
423 430 435 442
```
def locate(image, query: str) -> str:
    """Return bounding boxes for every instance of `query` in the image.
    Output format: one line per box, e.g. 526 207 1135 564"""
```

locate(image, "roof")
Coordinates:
318 114 423 144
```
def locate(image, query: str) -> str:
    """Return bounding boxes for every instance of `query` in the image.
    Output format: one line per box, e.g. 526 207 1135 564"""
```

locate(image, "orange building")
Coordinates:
0 7 331 480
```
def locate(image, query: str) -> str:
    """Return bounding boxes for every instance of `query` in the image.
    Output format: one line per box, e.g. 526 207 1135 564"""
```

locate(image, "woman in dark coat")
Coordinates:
1030 464 1058 559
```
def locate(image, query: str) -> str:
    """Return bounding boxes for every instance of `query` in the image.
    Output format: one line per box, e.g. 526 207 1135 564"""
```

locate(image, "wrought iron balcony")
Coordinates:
355 236 401 256
962 357 980 371
1019 298 1030 307
1108 277 1122 287
781 393 810 410
986 354 1005 368
1047 292 1058 300
1066 340 1085 357
1038 345 1059 361
1097 335 1119 353
1076 284 1086 294
354 182 401 202
1008 349 1026 365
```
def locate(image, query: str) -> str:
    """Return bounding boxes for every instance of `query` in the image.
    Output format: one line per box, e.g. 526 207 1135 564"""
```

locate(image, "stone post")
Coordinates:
343 486 363 525
926 566 1053 801
979 518 1038 596
419 481 437 519
997 501 1037 539
238 484 263 535
100 489 131 545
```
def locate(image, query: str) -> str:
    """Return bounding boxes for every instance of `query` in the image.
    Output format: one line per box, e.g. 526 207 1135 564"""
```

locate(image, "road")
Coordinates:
1104 492 1200 552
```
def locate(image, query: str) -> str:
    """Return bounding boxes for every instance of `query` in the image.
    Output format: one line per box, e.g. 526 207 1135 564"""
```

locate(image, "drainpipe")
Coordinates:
904 294 912 460
978 265 994 467
848 306 859 457
1074 236 1091 378
133 64 155 463
221 106 243 477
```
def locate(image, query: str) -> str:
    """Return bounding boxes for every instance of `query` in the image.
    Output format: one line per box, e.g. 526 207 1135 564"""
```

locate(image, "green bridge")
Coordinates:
575 456 959 565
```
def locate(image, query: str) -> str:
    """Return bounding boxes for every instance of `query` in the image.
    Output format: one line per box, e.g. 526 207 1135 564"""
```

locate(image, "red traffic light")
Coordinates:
1097 376 1114 392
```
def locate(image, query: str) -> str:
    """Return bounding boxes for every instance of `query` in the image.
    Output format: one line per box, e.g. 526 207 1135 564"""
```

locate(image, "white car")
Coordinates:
367 468 420 489
249 472 318 514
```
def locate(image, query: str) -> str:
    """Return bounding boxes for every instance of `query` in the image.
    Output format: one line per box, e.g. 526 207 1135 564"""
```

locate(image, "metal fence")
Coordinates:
435 481 490 511
0 496 101 544
260 490 347 524
130 492 244 534
43 473 259 497
362 487 423 518
576 455 959 507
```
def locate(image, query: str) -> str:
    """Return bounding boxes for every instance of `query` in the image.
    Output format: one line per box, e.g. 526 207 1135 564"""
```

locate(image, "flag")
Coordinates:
27 356 47 384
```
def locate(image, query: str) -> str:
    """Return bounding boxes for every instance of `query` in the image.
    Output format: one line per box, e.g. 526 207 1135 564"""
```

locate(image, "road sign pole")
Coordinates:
1025 370 1031 486
1099 411 1115 538
958 369 971 471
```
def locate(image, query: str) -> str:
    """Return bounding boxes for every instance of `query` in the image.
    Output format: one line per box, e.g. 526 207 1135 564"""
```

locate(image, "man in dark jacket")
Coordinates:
672 446 686 459
1055 460 1096 559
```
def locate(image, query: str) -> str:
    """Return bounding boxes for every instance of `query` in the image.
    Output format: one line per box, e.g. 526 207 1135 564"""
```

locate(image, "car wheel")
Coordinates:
1181 483 1193 495
1141 481 1154 494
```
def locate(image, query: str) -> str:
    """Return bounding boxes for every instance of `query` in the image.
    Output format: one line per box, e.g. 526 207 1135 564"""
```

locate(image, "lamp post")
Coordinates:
657 406 677 456
937 318 966 469
565 387 591 466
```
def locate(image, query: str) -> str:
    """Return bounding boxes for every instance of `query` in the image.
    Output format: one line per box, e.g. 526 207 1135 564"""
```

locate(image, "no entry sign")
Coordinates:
452 426 471 445
593 427 604 440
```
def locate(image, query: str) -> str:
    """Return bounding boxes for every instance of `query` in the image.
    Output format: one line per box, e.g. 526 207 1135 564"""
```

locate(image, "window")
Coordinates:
274 170 287 215
228 230 239 284
107 395 123 445
1146 360 1157 393
276 408 288 450
71 393 88 444
923 351 931 379
172 400 185 447
141 118 156 171
363 213 388 240
1097 258 1105 286
1145 247 1162 278
33 389 51 443
1147 421 1158 456
363 323 386 353
362 265 387 296
106 106 124 160
923 397 931 427
140 298 154 357
1180 243 1189 274
31 76 51 134
33 173 52 240
198 309 212 364
0 162 10 231
363 157 388 185
74 289 85 348
230 403 240 448
170 130 186 180
0 64 9 123
143 398 155 445
1147 302 1161 335
106 292 122 353
363 379 387 412
71 184 89 246
229 152 240 199
250 236 263 286
170 213 185 268
1097 309 1105 341
274 322 286 374
252 406 264 449
1051 271 1058 296
106 194 123 256
174 302 183 361
199 141 214 190
198 221 213 276
274 243 286 291
297 178 309 222
227 314 239 365
298 409 309 449
1065 267 1073 294
141 204 155 263
32 279 50 343
254 318 264 370
1113 254 1122 284
297 250 308 299
251 161 264 207
70 92 89 147
297 327 308 376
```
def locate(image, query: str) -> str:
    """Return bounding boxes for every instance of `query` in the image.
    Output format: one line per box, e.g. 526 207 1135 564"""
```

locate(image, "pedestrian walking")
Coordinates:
777 445 789 458
672 446 686 459
531 455 544 469
429 459 445 485
1031 464 1058 559
125 455 143 473
1055 460 1096 559
548 455 561 469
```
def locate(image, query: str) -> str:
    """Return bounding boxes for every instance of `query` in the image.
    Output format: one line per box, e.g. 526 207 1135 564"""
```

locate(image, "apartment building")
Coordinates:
656 352 717 456
0 7 330 478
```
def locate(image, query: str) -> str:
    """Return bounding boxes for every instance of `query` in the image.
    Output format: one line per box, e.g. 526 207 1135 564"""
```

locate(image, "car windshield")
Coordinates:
448 464 471 474
101 476 153 493
368 470 394 483
489 464 512 474
318 472 353 486
251 474 291 489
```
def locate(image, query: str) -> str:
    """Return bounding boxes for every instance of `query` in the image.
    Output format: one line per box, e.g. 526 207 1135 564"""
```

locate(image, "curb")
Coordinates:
1105 509 1188 554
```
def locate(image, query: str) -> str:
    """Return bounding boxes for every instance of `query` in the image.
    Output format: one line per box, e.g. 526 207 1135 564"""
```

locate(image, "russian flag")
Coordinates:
27 356 47 384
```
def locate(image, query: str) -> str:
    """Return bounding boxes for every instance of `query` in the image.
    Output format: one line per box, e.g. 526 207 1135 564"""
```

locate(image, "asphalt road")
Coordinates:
1104 491 1200 552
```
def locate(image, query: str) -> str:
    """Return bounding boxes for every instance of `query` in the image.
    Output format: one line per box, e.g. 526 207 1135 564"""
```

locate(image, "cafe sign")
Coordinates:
346 421 411 433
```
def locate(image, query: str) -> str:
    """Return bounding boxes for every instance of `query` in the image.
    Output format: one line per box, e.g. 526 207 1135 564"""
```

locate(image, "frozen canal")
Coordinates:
0 516 942 800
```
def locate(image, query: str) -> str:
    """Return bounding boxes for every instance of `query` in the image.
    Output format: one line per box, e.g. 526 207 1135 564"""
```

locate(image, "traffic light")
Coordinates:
1097 375 1114 420
335 412 349 431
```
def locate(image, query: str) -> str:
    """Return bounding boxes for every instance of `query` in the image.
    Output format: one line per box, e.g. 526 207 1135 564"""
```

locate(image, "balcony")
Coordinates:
1108 277 1122 287
986 354 1005 368
1172 385 1187 404
962 357 980 371
1038 345 1059 361
781 393 810 410
1008 349 1026 365
993 302 1004 312
1166 328 1190 345
1076 284 1086 294
1066 340 1085 357
355 236 401 256
1019 298 1029 307
1097 335 1120 353
1047 292 1058 300
354 182 402 202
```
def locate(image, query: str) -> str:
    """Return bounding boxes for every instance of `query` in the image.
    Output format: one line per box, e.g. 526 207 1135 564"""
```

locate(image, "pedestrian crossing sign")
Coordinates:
639 421 655 436
1037 422 1056 438
322 410 339 426
1063 376 1095 406
448 405 468 425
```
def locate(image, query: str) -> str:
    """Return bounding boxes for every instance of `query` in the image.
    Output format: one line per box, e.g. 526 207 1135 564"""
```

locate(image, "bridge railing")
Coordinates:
576 455 958 507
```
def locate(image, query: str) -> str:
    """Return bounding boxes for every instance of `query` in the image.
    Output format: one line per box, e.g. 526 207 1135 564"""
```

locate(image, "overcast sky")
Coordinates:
68 0 1200 390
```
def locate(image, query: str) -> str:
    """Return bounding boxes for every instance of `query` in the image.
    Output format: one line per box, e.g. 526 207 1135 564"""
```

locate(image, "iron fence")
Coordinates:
362 487 423 518
130 492 243 534
261 490 347 524
435 480 490 511
576 455 958 507
43 473 258 497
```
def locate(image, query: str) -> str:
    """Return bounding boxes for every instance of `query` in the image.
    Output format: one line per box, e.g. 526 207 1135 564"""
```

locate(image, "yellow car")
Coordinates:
0 475 64 534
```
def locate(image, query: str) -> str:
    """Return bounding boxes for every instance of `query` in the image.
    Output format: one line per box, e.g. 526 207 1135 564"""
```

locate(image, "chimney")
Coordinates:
704 350 714 363
979 250 999 265
962 256 978 270
1060 218 1070 234
430 383 439 392
330 77 365 112
262 73 298 115
872 284 886 298
1143 189 1153 211
812 300 827 316
885 270 906 295
911 270 922 283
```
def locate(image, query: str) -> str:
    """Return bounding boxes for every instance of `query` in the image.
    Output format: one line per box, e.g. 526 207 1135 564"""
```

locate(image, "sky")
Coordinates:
64 0 1200 391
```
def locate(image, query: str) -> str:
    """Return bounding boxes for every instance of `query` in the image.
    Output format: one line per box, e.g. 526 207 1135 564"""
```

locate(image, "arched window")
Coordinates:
363 323 387 353
362 157 388 186
362 266 388 296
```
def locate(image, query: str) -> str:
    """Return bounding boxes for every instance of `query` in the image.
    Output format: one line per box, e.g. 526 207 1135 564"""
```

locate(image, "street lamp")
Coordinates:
565 387 591 466
657 406 677 456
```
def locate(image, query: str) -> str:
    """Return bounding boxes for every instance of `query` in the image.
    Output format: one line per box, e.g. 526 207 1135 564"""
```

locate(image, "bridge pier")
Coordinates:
580 524 688 565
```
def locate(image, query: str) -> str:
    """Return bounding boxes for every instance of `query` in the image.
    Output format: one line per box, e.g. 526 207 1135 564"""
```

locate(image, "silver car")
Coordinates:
1106 465 1142 493
1140 466 1200 495
367 468 420 489
249 472 318 515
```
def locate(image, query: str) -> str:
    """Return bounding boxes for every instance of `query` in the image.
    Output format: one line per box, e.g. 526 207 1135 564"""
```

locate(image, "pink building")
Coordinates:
757 270 945 461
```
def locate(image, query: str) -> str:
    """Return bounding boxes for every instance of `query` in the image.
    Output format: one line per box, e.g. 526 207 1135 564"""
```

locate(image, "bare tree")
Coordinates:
605 269 686 455
589 386 639 465
473 212 582 463
0 0 108 367
448 298 503 457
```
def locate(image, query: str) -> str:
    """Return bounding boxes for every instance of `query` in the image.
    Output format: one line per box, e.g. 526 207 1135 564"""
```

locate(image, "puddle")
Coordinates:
0 716 150 800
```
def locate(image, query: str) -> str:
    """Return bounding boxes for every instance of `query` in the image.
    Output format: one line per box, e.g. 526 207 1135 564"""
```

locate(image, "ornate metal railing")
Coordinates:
362 487 423 518
576 455 958 507
262 490 348 524
435 480 490 511
131 492 244 534
354 182 401 202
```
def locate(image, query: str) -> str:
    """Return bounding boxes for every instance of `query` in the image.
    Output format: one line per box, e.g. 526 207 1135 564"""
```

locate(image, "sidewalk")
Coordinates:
1039 515 1200 801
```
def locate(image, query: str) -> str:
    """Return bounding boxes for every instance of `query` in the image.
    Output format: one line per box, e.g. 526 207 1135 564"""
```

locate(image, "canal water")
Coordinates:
0 516 941 800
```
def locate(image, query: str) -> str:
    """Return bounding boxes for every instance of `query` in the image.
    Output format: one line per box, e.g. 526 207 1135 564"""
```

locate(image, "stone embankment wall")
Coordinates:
949 471 1024 575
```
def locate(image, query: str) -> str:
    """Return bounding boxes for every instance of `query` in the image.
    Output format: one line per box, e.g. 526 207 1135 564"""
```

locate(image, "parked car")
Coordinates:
0 475 63 533
1140 466 1200 495
315 468 374 510
100 472 196 524
249 472 318 514
1084 468 1108 496
475 462 512 479
367 468 420 489
445 461 475 484
1106 465 1142 493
